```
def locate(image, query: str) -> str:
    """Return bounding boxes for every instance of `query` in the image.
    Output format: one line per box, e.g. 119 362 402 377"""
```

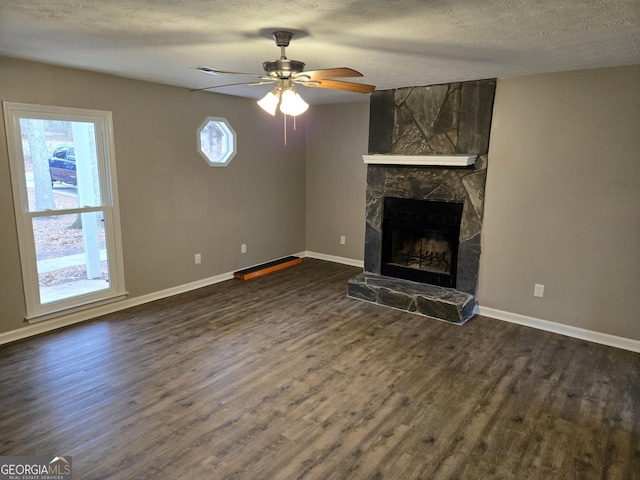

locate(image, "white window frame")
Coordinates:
197 116 237 167
3 102 127 322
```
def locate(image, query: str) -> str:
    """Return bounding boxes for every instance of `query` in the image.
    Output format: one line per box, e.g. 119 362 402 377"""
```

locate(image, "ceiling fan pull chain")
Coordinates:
283 114 287 146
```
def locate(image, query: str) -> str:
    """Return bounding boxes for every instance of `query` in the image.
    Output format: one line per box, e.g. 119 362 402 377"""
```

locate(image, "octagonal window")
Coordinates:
198 117 236 167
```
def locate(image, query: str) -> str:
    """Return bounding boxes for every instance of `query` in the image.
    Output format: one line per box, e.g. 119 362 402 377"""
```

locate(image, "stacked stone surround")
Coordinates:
348 79 496 324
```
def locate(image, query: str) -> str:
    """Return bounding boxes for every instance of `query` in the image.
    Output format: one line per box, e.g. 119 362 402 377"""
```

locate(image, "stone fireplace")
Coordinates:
347 79 496 324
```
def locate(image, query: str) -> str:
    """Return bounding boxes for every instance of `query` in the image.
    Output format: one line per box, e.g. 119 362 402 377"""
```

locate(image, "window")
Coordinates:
198 117 236 166
3 102 126 322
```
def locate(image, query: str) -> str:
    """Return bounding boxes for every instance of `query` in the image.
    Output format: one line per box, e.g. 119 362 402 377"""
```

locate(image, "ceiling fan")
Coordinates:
195 31 376 116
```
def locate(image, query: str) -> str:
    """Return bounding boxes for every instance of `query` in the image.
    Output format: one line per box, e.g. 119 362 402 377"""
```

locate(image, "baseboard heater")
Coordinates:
233 256 302 280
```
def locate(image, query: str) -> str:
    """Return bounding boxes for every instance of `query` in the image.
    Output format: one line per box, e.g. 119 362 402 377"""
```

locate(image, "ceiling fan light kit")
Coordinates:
256 90 280 115
278 89 309 116
257 81 309 117
196 30 375 118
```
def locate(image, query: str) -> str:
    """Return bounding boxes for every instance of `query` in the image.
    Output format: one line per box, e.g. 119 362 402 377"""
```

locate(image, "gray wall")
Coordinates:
305 102 369 261
0 57 306 334
2 56 639 343
479 65 640 341
305 65 640 342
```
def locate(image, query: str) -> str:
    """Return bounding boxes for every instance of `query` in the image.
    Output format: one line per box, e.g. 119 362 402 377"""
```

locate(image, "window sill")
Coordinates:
26 291 129 324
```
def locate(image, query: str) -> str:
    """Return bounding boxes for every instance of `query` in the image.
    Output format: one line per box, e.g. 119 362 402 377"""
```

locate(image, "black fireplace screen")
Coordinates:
381 197 463 288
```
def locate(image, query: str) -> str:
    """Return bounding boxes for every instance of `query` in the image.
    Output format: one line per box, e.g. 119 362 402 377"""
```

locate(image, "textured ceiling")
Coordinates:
1 0 639 104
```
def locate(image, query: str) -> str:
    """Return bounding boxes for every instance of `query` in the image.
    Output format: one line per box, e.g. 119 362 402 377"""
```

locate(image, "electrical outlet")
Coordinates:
340 236 346 245
241 244 247 254
195 253 201 264
534 283 544 297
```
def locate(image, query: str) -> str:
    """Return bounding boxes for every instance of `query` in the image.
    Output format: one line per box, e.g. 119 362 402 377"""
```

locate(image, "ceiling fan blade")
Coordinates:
190 80 274 92
293 67 363 81
196 66 264 78
302 79 375 94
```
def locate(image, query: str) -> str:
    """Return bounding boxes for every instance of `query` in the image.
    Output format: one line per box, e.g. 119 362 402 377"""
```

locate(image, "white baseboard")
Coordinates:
0 252 363 346
4 256 636 354
302 255 640 353
478 306 640 353
302 251 364 268
0 271 234 346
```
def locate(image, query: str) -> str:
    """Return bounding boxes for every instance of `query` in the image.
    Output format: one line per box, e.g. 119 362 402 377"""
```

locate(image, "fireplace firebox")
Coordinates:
381 197 463 288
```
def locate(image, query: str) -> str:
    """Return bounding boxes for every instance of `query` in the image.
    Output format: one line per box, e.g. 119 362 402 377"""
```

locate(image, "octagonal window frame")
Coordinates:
197 116 237 167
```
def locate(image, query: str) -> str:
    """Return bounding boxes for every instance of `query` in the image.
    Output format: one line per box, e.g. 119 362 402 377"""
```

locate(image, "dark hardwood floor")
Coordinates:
1 259 638 479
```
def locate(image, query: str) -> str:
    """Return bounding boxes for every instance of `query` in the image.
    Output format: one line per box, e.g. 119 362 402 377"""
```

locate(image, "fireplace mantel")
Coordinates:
362 154 477 167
